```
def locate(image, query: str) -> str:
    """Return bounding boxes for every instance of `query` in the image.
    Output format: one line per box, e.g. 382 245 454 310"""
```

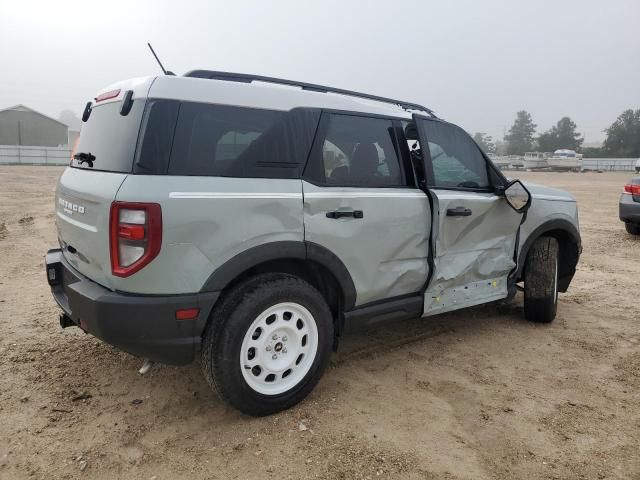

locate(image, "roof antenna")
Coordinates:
147 43 175 76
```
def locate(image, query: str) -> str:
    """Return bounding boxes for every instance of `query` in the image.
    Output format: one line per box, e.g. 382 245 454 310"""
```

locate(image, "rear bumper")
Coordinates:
619 194 640 224
45 249 219 365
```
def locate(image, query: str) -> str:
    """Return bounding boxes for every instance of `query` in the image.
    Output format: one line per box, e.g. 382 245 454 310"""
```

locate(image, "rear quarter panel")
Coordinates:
114 176 303 294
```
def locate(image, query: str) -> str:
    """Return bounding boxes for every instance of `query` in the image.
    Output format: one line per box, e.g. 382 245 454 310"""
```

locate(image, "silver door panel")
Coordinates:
424 191 520 314
303 182 430 306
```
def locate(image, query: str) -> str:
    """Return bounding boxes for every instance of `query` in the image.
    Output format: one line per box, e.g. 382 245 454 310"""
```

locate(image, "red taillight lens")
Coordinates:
624 184 640 195
109 202 162 277
118 224 146 240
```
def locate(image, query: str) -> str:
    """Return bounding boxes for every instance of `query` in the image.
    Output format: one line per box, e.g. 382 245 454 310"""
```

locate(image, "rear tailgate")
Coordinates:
56 169 127 289
55 86 149 289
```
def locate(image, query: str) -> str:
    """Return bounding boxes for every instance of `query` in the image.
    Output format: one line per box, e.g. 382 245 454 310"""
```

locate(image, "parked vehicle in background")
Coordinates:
523 152 548 170
620 177 640 235
635 158 640 173
44 71 581 415
492 154 524 170
546 149 582 171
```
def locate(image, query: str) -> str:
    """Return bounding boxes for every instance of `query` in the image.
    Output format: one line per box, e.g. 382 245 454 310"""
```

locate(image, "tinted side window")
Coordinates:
420 120 490 189
134 100 179 174
167 103 319 178
306 114 404 187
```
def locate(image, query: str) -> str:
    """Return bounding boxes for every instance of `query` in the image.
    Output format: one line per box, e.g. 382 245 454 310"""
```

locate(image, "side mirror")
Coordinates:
504 180 531 213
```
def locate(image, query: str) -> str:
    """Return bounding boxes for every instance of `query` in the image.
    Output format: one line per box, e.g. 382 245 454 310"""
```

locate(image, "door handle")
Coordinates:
446 206 472 217
326 210 364 219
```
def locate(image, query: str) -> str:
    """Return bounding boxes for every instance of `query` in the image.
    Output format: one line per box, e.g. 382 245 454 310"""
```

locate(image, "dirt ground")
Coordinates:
0 166 638 480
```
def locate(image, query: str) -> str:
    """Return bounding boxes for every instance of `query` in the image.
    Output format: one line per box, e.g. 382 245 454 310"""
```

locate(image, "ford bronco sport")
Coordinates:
45 71 581 415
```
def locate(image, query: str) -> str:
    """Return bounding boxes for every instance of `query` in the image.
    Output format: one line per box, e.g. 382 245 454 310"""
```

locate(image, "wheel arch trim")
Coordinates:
515 219 581 292
200 241 357 310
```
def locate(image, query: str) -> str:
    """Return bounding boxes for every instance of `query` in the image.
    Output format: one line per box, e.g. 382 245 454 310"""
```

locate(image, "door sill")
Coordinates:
343 294 423 334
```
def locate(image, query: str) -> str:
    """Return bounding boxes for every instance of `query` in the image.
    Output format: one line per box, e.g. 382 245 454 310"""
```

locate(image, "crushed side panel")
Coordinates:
424 191 521 314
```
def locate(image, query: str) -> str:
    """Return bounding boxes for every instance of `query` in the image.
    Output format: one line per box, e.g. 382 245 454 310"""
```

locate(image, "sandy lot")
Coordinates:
0 166 638 480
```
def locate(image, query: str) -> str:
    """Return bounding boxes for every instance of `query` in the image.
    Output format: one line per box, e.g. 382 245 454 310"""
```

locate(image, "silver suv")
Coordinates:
45 71 581 415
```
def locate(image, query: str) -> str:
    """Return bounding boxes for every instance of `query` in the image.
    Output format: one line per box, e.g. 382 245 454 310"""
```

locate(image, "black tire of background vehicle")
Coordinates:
200 273 334 416
625 223 640 235
524 236 559 323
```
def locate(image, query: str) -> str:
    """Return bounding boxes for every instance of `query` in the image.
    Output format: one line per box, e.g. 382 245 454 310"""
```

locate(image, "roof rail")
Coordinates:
184 70 437 117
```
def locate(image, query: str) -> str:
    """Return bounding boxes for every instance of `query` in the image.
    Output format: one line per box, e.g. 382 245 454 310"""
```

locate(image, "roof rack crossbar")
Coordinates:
184 70 437 117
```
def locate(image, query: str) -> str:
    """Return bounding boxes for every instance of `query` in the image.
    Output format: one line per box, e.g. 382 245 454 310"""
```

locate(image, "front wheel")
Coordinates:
201 274 333 416
524 237 559 323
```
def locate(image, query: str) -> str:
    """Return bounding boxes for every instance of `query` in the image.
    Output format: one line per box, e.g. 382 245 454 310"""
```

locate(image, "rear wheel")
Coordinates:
625 222 640 235
524 237 559 323
201 274 333 416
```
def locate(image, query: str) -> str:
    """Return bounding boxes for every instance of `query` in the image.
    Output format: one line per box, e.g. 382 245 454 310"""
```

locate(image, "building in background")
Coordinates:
0 105 69 147
67 129 80 147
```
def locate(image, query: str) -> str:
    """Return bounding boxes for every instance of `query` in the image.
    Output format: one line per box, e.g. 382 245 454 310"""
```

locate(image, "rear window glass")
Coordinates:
71 100 144 173
167 103 319 178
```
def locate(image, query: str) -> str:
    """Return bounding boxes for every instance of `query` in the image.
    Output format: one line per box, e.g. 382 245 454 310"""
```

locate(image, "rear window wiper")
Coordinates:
73 152 96 167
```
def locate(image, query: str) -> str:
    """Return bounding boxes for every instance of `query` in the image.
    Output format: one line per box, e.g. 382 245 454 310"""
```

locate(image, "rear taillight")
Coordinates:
109 202 162 277
623 184 640 195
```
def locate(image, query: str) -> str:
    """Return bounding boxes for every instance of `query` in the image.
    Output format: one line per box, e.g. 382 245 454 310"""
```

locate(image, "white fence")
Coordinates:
581 158 638 172
494 156 637 172
0 145 71 165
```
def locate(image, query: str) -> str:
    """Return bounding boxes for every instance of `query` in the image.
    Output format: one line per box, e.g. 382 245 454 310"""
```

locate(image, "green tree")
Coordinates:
582 146 604 158
602 109 640 157
472 132 495 154
494 139 508 155
536 117 583 152
505 111 536 155
555 117 583 151
536 131 556 152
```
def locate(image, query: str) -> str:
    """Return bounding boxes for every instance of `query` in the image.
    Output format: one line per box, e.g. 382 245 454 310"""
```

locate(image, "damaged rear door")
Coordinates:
303 112 431 307
412 115 523 315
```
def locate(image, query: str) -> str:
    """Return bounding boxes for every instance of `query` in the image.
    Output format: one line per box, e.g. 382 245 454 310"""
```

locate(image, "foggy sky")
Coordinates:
1 0 639 143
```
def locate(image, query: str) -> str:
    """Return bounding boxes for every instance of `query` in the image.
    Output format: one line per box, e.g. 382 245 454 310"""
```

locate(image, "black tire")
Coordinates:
625 223 640 235
201 273 333 416
524 237 559 323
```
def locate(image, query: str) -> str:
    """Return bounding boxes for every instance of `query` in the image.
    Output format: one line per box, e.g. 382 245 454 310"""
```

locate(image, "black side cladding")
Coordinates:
343 294 423 333
515 219 581 292
199 241 357 311
132 100 321 179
